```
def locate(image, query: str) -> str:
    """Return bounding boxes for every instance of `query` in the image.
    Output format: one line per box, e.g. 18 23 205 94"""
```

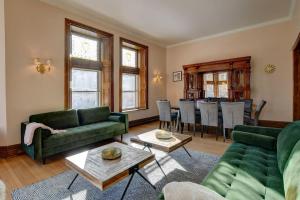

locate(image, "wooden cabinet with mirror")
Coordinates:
183 56 251 101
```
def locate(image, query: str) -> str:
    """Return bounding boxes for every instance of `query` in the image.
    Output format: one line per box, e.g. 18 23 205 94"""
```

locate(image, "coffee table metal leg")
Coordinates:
135 170 156 190
120 172 135 200
155 159 168 178
121 168 156 200
143 145 167 178
67 173 79 190
182 146 192 157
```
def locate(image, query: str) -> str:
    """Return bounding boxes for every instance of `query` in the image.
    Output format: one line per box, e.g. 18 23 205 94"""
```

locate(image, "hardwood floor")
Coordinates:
0 121 230 199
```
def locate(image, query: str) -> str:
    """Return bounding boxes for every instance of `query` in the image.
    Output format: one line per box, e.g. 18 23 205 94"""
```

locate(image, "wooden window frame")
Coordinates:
203 71 229 98
119 37 148 112
65 18 114 110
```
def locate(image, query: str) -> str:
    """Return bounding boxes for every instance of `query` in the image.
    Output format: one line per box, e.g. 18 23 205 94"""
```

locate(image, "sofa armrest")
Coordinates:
232 131 277 150
21 122 46 162
234 125 282 138
109 112 128 133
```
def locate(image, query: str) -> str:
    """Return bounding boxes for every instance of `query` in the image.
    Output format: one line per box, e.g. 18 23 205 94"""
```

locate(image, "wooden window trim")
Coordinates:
203 71 229 98
65 18 114 110
119 37 148 112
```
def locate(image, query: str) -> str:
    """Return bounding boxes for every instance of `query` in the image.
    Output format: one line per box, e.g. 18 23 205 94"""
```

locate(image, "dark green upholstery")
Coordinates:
232 131 276 150
277 121 300 174
283 140 300 200
202 143 284 200
234 125 282 138
201 122 300 200
77 107 110 125
159 122 300 200
21 107 128 163
29 110 79 129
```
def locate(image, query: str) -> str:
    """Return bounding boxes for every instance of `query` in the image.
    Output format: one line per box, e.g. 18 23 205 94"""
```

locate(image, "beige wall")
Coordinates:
0 0 7 146
167 21 299 122
293 0 300 33
4 0 166 145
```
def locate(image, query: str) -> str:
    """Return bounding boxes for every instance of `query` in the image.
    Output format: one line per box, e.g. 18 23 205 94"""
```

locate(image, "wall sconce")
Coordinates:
153 73 163 83
34 58 51 74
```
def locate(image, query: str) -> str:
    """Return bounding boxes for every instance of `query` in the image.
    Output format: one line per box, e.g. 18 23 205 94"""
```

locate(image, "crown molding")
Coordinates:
168 0 297 48
167 17 292 48
40 0 296 49
39 0 168 48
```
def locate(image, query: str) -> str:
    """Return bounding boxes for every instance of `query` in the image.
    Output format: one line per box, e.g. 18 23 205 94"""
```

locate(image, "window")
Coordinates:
122 48 137 68
71 34 98 61
71 69 100 109
65 19 114 110
120 38 148 111
122 74 139 109
203 72 228 98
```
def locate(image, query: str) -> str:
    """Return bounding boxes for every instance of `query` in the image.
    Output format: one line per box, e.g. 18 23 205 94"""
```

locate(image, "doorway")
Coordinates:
294 33 300 121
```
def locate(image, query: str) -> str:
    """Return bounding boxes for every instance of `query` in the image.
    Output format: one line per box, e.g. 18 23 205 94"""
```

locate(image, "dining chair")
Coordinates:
178 100 199 135
240 99 253 125
198 102 219 140
156 100 177 131
253 100 267 126
221 102 245 142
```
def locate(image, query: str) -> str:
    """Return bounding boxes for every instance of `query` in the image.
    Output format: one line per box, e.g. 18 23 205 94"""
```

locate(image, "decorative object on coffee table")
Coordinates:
101 147 122 160
155 130 172 139
65 142 156 200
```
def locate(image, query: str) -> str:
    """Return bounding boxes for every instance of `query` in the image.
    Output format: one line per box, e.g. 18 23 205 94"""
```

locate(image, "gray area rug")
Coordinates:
12 145 219 200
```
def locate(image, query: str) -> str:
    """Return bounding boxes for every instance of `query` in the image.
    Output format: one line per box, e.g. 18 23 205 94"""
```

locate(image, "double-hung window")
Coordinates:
65 19 114 110
70 33 101 109
120 38 148 111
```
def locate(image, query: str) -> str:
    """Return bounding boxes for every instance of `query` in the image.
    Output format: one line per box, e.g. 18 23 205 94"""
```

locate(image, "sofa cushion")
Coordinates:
43 121 125 150
29 110 79 129
283 140 300 200
277 121 300 174
202 143 284 200
78 107 110 125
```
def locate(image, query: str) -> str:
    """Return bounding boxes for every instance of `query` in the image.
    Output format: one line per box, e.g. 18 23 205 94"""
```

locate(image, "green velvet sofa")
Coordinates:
159 121 300 200
21 107 128 164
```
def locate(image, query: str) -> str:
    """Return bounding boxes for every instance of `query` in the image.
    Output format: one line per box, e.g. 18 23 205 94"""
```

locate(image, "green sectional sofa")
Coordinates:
159 121 300 200
21 107 128 164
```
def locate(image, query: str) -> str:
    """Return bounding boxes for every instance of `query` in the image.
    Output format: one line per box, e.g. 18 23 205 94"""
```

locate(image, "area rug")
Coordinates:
12 146 219 200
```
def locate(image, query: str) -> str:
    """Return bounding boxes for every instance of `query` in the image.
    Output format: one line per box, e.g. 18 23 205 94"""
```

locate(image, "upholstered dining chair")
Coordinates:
243 100 267 126
221 102 245 142
253 100 267 126
179 100 199 136
198 102 219 140
240 99 253 125
156 100 177 131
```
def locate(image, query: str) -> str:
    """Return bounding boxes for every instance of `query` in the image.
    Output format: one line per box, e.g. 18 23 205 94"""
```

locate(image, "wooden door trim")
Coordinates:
293 33 300 121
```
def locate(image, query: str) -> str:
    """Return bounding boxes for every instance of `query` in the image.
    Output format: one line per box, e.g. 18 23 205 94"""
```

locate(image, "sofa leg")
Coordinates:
121 134 123 142
42 158 46 165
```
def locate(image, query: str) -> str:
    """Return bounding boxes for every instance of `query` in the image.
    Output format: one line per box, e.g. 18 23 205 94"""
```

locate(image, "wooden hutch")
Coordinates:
183 56 251 101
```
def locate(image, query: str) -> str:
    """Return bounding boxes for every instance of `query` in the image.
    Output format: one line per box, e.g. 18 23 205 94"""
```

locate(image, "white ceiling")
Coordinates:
41 0 294 46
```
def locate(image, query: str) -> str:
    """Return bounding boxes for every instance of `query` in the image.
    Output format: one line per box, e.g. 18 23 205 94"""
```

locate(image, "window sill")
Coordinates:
122 108 148 113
